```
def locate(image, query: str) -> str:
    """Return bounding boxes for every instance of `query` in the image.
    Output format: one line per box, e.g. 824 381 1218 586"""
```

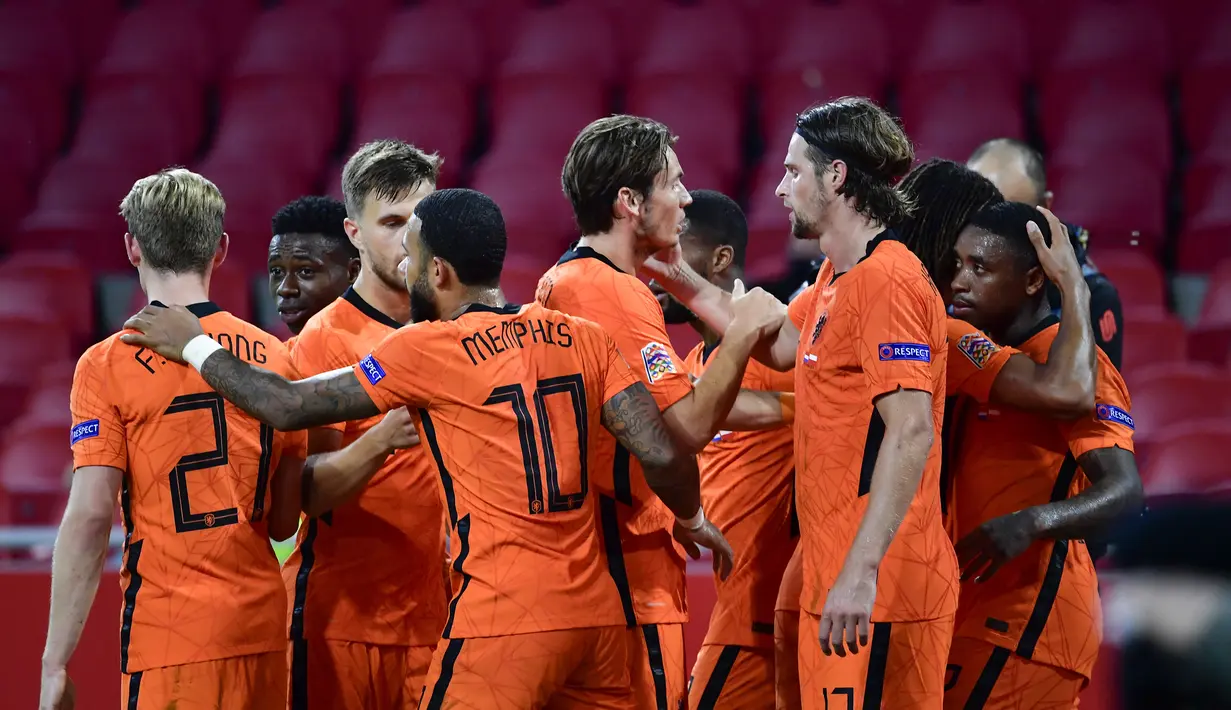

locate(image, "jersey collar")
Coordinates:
1005 314 1061 348
459 302 522 316
557 243 627 274
830 228 898 283
150 300 222 318
342 286 404 329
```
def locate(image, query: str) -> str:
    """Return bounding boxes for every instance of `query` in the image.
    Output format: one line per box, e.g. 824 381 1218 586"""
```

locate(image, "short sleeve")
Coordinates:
615 288 693 412
788 282 815 331
855 265 938 398
69 348 127 470
291 328 355 433
598 331 640 404
1063 352 1135 458
945 319 1016 402
352 324 443 413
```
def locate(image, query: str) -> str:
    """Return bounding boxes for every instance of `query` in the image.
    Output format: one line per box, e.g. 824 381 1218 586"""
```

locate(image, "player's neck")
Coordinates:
997 299 1053 346
141 270 211 308
352 268 409 325
577 230 639 274
826 209 884 273
446 287 506 321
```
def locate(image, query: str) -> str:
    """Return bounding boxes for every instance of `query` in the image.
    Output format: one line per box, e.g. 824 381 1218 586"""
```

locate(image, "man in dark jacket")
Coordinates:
968 138 1124 368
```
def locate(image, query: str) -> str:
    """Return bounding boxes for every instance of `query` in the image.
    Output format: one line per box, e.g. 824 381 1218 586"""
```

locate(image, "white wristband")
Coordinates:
182 334 224 371
677 506 706 531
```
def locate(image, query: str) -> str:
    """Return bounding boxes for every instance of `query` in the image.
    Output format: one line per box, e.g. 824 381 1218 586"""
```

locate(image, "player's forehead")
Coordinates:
955 225 1006 259
359 182 435 224
269 232 331 259
784 133 809 167
654 147 682 186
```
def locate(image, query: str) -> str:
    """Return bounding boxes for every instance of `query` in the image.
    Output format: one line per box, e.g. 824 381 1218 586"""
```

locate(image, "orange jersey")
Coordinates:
69 302 307 673
350 301 637 638
683 341 797 649
788 234 958 622
947 318 1134 678
945 318 1016 402
284 287 448 647
536 245 694 626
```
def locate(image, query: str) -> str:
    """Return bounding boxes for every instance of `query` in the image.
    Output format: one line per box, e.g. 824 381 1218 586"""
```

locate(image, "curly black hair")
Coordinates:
895 159 1004 287
271 196 357 258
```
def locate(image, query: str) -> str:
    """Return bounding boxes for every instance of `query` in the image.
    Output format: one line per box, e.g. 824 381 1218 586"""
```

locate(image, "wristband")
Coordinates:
183 334 224 371
780 392 796 425
677 506 707 531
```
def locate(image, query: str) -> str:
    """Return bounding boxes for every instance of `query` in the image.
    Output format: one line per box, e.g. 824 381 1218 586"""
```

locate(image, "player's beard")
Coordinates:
373 257 406 294
790 189 830 241
660 294 698 325
409 271 441 323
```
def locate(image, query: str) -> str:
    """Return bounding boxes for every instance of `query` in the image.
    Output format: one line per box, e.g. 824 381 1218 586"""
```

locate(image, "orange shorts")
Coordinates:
628 622 687 710
799 611 953 710
943 636 1087 710
121 651 285 710
288 638 434 710
417 626 632 709
688 644 774 709
774 609 802 710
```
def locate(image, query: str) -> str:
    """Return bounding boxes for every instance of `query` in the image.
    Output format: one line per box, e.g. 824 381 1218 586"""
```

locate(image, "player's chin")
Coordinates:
279 309 307 330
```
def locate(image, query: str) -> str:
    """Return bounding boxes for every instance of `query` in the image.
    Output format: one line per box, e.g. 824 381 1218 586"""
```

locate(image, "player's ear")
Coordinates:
124 233 141 268
1024 264 1047 297
212 233 229 271
347 257 361 283
343 218 361 252
432 256 451 290
615 187 641 221
829 160 848 191
712 245 734 276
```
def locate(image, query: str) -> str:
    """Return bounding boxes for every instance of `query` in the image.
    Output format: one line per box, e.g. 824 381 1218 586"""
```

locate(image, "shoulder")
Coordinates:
74 335 126 375
295 299 346 340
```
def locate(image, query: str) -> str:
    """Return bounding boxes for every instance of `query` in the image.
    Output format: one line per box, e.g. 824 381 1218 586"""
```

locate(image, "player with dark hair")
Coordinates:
279 139 446 709
942 201 1143 708
648 96 957 708
968 138 1124 368
546 116 788 710
44 169 306 710
119 187 738 709
651 190 797 708
268 195 360 336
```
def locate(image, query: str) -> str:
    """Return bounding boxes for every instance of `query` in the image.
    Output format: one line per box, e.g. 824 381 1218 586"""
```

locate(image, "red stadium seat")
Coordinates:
499 4 617 83
1041 1 1171 84
364 5 488 84
15 384 72 432
1040 77 1172 173
209 82 340 185
140 0 261 66
92 3 216 85
0 312 72 428
744 159 793 280
1049 160 1167 253
228 6 349 84
0 7 74 159
1178 169 1231 272
1200 270 1231 324
279 0 398 67
415 0 528 66
0 142 38 233
1125 364 1231 450
1143 419 1231 497
625 77 743 195
352 77 474 188
0 251 95 344
0 425 71 526
898 71 1025 162
471 160 577 264
1119 310 1187 378
7 0 119 68
759 4 890 137
1185 324 1231 367
488 77 609 160
69 83 201 171
907 2 1029 82
500 255 553 307
634 3 751 81
1088 250 1166 313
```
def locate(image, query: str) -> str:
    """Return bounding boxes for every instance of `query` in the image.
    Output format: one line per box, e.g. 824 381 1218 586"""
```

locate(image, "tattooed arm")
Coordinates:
601 381 700 519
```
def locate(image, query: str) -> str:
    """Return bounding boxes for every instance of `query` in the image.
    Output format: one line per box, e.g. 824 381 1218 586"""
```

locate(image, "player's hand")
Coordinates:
728 279 787 341
640 243 686 284
818 564 877 657
672 519 735 581
376 407 420 450
119 305 205 363
955 509 1039 583
39 666 75 710
1028 207 1081 289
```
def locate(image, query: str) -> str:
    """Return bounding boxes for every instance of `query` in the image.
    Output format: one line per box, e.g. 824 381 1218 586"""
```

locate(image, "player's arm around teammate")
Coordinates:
40 463 123 710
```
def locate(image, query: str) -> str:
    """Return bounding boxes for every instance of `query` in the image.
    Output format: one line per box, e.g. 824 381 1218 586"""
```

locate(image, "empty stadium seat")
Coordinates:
498 4 618 83
1049 160 1167 253
1143 419 1231 497
625 77 743 194
92 3 216 86
7 0 119 68
364 5 487 84
0 312 72 428
898 71 1025 162
1126 364 1231 449
906 2 1029 82
0 251 95 344
1040 77 1172 173
1089 250 1167 313
1042 1 1172 84
0 7 74 160
0 80 57 185
208 83 340 186
1178 169 1231 272
487 77 609 161
471 161 577 263
0 424 71 525
1119 310 1187 377
745 159 793 278
141 0 261 66
69 83 200 171
228 6 349 85
634 3 751 81
500 255 553 306
352 77 474 188
279 0 399 68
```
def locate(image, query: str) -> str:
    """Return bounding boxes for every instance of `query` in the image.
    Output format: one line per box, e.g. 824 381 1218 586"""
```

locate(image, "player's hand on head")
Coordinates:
119 305 205 363
1028 207 1080 287
818 564 876 657
955 509 1038 584
640 243 685 283
672 519 735 581
377 406 420 449
728 279 787 341
39 667 75 710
